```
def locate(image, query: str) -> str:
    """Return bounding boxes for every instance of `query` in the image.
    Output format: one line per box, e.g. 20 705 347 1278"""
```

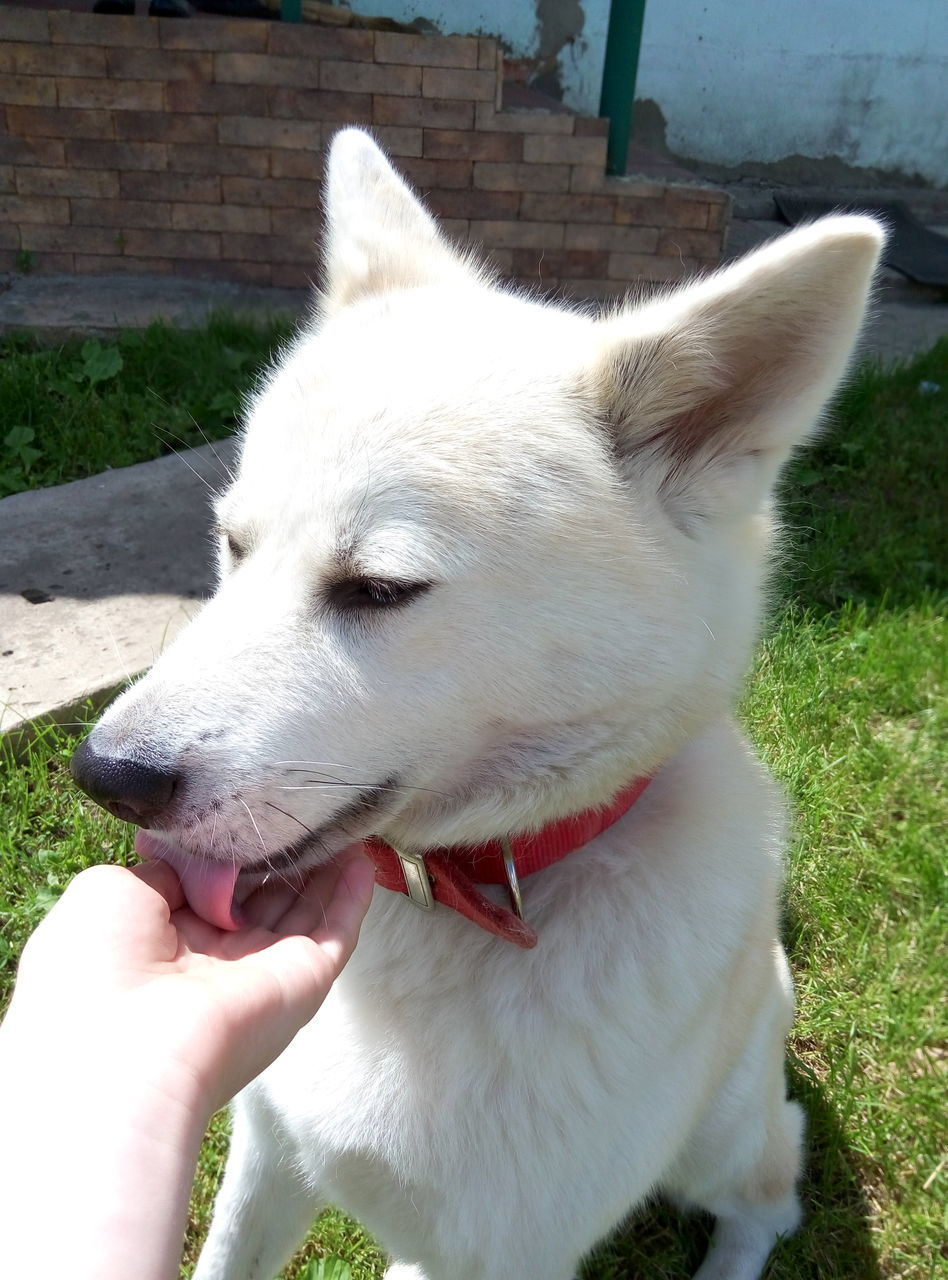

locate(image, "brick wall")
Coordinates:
0 9 730 297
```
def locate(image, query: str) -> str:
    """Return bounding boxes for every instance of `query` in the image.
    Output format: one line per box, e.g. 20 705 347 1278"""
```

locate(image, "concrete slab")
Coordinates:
0 441 232 738
0 273 309 337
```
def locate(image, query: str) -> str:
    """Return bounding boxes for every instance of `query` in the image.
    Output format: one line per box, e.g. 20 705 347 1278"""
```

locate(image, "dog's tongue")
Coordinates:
135 830 242 931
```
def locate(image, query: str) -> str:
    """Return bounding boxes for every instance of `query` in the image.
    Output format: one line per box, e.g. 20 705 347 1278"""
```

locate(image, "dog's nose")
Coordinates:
70 737 177 826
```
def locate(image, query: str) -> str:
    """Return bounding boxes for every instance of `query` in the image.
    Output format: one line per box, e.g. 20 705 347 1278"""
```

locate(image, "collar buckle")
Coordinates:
392 846 435 910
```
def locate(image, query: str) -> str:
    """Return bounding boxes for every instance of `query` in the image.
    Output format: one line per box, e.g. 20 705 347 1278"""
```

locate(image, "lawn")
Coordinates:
1 328 945 1279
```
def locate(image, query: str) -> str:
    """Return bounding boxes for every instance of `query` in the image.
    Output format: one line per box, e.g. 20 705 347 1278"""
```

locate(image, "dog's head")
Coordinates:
72 130 882 925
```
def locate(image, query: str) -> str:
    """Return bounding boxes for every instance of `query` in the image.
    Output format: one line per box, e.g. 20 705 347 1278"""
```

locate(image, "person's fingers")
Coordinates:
239 875 307 933
130 857 188 914
279 848 375 957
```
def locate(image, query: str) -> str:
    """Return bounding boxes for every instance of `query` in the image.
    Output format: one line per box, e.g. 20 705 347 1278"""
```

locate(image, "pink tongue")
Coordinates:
135 830 242 931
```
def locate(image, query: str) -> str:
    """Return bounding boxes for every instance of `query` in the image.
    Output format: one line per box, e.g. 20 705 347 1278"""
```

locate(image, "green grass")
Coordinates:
1 335 946 1278
0 315 294 498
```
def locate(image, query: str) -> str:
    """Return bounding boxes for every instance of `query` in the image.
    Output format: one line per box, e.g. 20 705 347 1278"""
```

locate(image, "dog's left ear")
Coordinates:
585 215 884 529
320 128 474 315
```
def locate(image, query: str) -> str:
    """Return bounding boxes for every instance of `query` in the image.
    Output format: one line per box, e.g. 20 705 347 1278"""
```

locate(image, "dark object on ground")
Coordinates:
775 196 948 288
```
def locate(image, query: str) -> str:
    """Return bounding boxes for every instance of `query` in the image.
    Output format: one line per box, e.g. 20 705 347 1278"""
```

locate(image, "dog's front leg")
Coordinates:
194 1089 323 1280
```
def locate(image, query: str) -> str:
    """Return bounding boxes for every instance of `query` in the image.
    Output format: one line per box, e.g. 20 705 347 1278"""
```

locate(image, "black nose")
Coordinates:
70 737 177 826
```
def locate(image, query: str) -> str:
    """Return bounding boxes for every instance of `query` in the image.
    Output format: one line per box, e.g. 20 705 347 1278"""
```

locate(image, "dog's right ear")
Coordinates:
320 128 474 315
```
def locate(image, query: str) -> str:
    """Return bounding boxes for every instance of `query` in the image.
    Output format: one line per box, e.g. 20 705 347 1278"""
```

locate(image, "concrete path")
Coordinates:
0 264 945 740
1 441 233 739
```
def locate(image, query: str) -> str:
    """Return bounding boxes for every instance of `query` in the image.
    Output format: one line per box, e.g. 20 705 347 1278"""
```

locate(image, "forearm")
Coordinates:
0 1023 211 1280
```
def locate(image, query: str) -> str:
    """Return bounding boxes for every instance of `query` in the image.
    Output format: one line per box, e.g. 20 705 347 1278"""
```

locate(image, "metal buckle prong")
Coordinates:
500 838 525 920
393 846 435 910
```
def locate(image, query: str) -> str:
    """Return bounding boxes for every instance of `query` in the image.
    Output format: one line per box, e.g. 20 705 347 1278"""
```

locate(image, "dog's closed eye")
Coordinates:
327 576 432 612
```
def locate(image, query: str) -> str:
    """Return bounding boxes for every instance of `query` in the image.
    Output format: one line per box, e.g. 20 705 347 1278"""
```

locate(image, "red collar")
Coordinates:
364 776 652 949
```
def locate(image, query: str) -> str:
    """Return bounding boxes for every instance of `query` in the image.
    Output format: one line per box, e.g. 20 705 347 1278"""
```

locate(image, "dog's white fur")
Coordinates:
88 130 882 1279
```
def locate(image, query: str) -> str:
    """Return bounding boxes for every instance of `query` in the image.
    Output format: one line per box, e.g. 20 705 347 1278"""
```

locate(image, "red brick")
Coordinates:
657 228 723 258
523 134 606 166
474 161 569 193
426 190 520 220
479 246 513 275
107 48 212 82
373 96 474 130
225 231 316 264
6 106 115 140
115 111 216 143
9 41 107 77
321 61 421 96
123 228 220 259
65 139 168 171
563 223 660 253
439 218 470 244
221 176 317 210
0 166 14 195
270 262 312 289
190 257 275 286
21 251 76 274
608 252 691 281
520 192 616 223
569 165 607 193
21 224 128 253
0 195 69 225
269 88 372 123
218 117 321 151
0 76 57 107
71 200 172 230
268 24 374 61
50 13 159 48
76 253 175 276
172 203 271 234
424 130 521 162
375 32 478 69
606 177 666 199
422 67 494 102
0 222 20 249
511 248 610 280
160 17 269 53
475 103 574 134
369 126 423 157
58 78 163 111
170 143 269 178
0 249 22 273
662 194 710 230
165 82 270 116
120 171 221 203
0 136 66 167
270 150 324 181
574 116 610 138
468 219 564 250
215 52 320 90
478 39 499 71
0 9 49 41
16 167 119 199
706 200 731 233
398 158 471 191
613 197 668 228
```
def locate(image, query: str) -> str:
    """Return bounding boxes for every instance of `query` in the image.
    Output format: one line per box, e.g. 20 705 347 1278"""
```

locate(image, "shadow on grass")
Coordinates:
777 340 947 619
576 1059 882 1279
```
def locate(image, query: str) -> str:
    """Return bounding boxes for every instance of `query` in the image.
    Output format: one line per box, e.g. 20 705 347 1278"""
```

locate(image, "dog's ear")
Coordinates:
320 128 474 315
585 216 884 531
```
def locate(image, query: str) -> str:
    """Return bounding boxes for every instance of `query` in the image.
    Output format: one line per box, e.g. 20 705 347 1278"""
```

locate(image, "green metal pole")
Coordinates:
598 0 648 176
281 0 302 21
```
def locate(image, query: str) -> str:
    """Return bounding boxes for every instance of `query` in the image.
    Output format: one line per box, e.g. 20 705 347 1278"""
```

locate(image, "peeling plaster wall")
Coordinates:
347 0 611 115
636 0 948 186
350 1 946 186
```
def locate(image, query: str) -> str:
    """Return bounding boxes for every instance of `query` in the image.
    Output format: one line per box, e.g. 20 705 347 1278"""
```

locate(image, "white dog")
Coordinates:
72 130 882 1280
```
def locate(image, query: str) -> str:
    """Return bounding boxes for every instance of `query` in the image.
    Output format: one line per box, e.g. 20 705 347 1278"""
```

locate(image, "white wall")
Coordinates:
351 1 948 186
637 0 948 185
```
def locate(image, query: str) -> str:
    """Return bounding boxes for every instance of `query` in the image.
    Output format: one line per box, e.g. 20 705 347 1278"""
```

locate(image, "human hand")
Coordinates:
2 848 375 1116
